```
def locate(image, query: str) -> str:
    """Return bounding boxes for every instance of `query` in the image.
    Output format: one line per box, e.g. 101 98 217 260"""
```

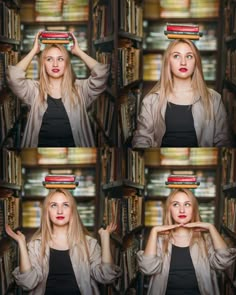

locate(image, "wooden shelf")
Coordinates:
93 35 114 45
102 180 144 191
221 224 236 243
143 17 219 23
22 163 96 169
118 31 142 42
222 183 236 195
0 37 20 45
21 21 88 26
145 164 218 170
0 182 21 190
224 79 236 92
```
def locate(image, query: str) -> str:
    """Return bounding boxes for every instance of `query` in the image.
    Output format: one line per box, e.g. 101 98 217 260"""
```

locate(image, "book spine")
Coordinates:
40 32 70 38
167 34 200 40
165 181 200 185
166 184 199 188
167 177 197 182
41 40 70 44
164 31 203 36
45 176 75 182
44 183 77 188
166 26 199 32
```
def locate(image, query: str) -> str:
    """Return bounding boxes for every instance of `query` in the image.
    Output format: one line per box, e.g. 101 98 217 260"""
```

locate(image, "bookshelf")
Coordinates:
100 148 145 294
0 0 22 148
142 0 222 96
20 148 99 234
222 0 236 144
220 148 236 295
0 149 22 295
90 0 143 146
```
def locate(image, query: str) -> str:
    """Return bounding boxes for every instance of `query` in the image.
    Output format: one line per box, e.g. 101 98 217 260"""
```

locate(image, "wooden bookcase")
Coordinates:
142 0 222 96
99 147 145 294
0 0 22 148
221 0 236 145
0 149 22 295
90 0 144 147
220 148 236 295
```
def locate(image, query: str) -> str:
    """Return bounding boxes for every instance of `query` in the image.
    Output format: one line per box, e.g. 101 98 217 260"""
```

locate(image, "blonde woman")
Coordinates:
132 39 231 147
7 32 109 147
137 189 236 295
6 189 121 294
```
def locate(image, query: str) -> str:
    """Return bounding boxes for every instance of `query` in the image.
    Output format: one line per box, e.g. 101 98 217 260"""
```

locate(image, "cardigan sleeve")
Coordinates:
88 237 122 284
76 62 110 109
206 235 236 270
12 240 44 290
6 65 39 106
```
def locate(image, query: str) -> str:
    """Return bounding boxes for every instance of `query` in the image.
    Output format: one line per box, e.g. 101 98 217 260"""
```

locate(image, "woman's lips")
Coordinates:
178 215 187 218
56 216 64 220
52 69 60 73
179 68 188 72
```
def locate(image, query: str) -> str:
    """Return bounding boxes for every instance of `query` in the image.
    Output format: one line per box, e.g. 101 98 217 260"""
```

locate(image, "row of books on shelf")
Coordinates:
103 191 143 237
226 49 236 85
145 200 215 226
119 87 141 144
224 197 236 233
0 189 20 240
0 92 21 146
144 0 219 18
222 89 236 136
0 149 21 186
118 39 140 88
221 149 236 185
0 1 20 40
21 148 97 165
92 1 113 40
224 0 236 36
0 47 20 91
0 243 18 295
34 0 88 22
143 22 218 51
22 200 95 228
119 0 143 37
101 149 144 185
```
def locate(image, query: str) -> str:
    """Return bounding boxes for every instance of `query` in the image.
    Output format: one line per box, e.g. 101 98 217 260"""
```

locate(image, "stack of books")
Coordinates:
39 31 73 44
43 175 78 189
165 174 200 188
164 23 203 40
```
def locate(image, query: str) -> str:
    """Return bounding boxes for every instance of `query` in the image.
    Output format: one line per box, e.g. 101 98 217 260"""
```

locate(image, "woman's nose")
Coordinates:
53 59 58 67
180 56 186 65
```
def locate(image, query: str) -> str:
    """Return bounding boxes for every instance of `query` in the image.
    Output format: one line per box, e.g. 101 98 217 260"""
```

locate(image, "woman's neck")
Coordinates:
50 226 69 250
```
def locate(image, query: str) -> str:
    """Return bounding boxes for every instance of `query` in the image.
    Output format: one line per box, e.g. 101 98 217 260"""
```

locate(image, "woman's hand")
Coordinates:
70 32 82 56
32 31 42 55
183 222 212 232
98 222 117 237
5 224 26 245
153 224 181 235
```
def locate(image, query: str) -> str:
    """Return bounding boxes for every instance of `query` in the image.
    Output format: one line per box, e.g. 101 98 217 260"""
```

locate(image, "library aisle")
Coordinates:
0 147 236 294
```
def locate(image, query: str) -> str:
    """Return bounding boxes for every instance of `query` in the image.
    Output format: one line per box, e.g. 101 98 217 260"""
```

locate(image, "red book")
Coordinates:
167 176 197 182
45 175 76 182
166 24 199 33
40 31 71 39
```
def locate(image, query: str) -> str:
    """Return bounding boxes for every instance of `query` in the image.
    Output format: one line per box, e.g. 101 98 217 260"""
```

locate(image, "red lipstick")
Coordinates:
56 216 64 220
178 215 187 218
179 68 188 72
52 69 60 73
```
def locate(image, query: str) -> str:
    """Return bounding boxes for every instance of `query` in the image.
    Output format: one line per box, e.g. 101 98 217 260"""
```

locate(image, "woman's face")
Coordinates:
169 42 196 80
169 191 193 224
48 192 72 227
44 47 66 78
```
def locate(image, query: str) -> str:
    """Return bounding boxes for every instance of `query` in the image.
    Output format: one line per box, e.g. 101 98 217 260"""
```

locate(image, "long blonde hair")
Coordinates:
150 39 212 120
162 188 208 256
38 44 78 105
32 188 89 262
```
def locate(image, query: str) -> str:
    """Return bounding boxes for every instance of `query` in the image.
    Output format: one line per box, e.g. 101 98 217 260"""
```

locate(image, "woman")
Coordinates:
137 188 236 295
132 39 231 147
7 32 109 147
6 189 121 294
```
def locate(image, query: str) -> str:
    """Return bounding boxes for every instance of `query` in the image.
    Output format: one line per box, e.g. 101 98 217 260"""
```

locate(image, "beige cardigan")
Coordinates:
7 63 109 147
12 236 121 295
132 90 232 147
137 235 236 295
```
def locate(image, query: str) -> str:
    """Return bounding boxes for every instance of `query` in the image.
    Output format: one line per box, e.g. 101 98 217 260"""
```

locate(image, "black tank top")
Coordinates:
44 248 81 295
38 95 75 147
166 244 200 295
161 102 198 147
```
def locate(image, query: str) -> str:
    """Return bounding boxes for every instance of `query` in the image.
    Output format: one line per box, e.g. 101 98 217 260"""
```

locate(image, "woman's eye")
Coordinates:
173 203 179 207
187 55 193 59
173 54 180 59
58 57 64 61
63 203 69 208
51 204 57 208
46 57 52 62
185 203 191 207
